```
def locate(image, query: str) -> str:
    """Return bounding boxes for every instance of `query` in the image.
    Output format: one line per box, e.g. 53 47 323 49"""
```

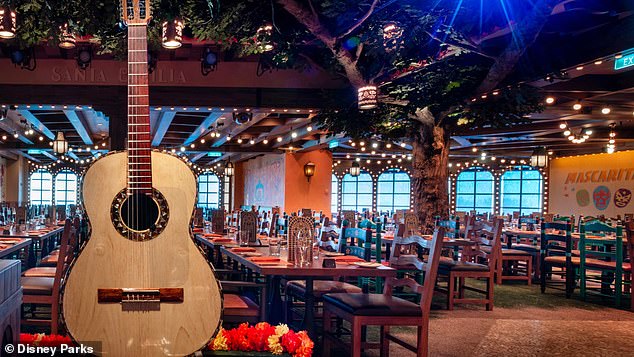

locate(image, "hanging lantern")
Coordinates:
255 22 274 52
58 23 77 49
358 85 378 110
162 19 184 49
303 162 316 182
0 7 16 39
530 147 548 168
349 161 360 177
224 161 235 177
382 21 403 52
53 132 69 155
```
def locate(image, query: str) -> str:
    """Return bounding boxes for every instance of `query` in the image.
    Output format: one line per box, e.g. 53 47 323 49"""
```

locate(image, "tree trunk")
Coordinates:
411 121 450 233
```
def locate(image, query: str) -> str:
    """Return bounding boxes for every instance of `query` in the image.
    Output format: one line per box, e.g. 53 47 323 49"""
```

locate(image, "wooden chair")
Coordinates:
540 220 575 298
578 219 628 307
217 270 265 325
28 217 80 272
437 219 501 310
322 227 446 357
20 219 73 334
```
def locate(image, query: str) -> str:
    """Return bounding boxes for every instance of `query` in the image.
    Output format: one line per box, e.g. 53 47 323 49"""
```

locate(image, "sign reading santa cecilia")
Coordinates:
550 151 634 217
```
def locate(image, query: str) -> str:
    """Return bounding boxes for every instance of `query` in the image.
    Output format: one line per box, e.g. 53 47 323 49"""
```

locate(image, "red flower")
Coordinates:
281 330 301 355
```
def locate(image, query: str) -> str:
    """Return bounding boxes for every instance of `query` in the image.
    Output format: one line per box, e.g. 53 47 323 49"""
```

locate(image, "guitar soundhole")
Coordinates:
120 193 159 232
111 188 169 241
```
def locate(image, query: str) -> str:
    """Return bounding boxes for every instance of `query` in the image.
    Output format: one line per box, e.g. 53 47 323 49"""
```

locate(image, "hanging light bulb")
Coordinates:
358 86 378 110
162 19 184 49
255 22 274 52
58 23 77 49
0 6 17 39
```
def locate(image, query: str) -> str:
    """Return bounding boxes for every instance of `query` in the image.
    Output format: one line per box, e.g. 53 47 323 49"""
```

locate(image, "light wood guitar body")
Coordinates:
63 151 222 356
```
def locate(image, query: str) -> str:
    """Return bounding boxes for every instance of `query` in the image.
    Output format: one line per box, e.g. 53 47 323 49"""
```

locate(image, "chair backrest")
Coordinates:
211 209 225 233
388 234 427 270
53 219 75 298
342 211 356 227
540 220 572 257
339 225 372 261
579 219 623 267
384 227 446 314
239 211 258 243
624 213 633 223
464 217 502 270
403 212 420 236
287 216 314 263
625 221 634 273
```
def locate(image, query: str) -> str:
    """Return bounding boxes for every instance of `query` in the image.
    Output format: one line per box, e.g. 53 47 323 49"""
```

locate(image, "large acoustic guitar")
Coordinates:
62 1 222 355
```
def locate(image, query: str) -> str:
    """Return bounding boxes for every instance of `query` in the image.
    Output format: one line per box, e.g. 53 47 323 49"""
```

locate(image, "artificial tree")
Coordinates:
4 0 550 228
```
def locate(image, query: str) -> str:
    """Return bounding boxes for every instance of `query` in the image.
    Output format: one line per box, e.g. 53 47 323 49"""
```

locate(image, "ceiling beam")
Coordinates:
1 111 33 144
183 112 224 146
151 111 177 146
11 149 40 162
63 110 93 145
17 110 55 140
0 150 18 160
40 151 58 161
190 152 208 162
211 113 269 147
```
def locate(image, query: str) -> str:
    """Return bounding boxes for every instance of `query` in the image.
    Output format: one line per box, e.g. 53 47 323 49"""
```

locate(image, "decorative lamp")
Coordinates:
58 23 77 49
350 161 360 177
358 86 378 110
256 22 274 52
53 132 69 155
0 6 16 39
162 19 184 49
530 147 548 168
224 161 235 177
303 162 316 182
382 22 403 51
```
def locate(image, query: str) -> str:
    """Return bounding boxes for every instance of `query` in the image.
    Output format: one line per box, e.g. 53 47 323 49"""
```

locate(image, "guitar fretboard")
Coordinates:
127 24 152 195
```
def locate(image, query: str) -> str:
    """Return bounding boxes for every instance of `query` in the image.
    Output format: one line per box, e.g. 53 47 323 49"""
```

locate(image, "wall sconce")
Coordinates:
304 162 316 182
350 161 360 177
53 132 69 155
162 19 183 49
224 161 235 177
530 147 548 168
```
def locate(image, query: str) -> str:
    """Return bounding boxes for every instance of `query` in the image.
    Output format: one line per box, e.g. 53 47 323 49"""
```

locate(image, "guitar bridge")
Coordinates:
97 288 184 304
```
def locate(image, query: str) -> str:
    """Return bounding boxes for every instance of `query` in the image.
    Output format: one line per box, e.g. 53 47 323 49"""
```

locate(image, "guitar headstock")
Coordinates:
120 0 151 25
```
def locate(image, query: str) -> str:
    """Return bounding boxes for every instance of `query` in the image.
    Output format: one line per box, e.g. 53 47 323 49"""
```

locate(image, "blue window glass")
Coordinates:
501 167 543 215
331 174 338 214
197 173 220 209
377 169 411 214
455 167 494 214
54 170 78 206
342 171 373 212
30 170 53 205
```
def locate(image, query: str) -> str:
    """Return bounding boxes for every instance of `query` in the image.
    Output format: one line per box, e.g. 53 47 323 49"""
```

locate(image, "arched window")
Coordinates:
342 171 372 213
501 167 543 215
455 167 494 214
197 173 220 209
331 174 339 214
30 170 53 205
377 169 411 214
54 170 78 206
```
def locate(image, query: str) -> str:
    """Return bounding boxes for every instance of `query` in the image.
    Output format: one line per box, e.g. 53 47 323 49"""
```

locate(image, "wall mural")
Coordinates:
550 151 634 217
244 155 285 208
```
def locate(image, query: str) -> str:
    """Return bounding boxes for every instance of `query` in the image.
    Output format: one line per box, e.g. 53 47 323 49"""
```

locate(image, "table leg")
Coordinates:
27 242 36 268
266 276 283 324
214 246 224 269
385 242 391 262
303 277 315 339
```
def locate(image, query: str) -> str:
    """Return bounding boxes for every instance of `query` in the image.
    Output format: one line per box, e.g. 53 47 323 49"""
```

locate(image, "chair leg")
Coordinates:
351 318 362 357
417 323 429 357
496 258 503 285
380 325 390 357
526 258 532 286
486 276 494 311
51 301 59 335
448 275 455 310
322 309 332 357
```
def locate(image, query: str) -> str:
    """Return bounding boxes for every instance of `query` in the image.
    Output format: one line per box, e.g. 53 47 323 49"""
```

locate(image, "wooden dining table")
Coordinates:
0 226 64 267
0 238 32 269
196 233 397 339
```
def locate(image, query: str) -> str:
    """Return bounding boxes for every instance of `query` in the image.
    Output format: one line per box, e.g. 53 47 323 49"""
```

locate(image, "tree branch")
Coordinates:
354 42 364 64
307 0 318 20
476 1 552 93
424 30 496 60
277 0 368 87
336 0 379 40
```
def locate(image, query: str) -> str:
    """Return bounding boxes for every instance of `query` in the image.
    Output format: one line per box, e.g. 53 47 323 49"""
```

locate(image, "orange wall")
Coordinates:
284 150 333 217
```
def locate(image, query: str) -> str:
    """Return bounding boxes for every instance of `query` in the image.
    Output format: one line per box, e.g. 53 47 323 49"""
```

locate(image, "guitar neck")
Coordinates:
127 24 152 194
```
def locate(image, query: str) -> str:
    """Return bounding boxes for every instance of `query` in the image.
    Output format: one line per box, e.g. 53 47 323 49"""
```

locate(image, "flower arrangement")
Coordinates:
210 323 313 357
20 334 73 347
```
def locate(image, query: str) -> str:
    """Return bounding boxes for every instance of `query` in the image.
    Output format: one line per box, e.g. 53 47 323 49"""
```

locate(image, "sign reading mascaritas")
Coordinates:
549 150 634 217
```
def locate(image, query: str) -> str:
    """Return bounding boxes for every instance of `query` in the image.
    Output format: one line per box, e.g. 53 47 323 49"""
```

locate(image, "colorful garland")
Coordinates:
210 323 313 357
